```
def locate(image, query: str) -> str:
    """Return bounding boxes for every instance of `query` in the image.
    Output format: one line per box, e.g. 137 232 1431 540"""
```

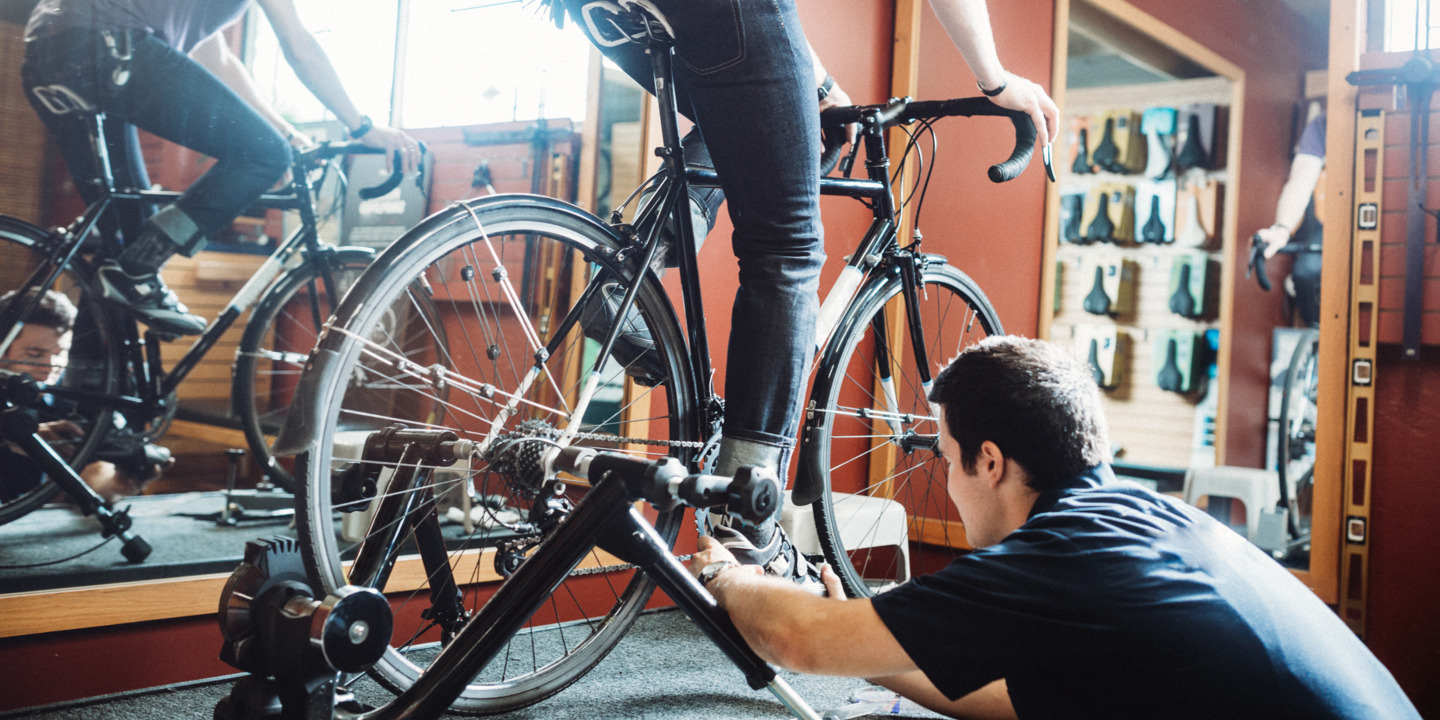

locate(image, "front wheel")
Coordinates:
290 197 699 714
234 248 391 491
1277 328 1319 545
804 262 1002 598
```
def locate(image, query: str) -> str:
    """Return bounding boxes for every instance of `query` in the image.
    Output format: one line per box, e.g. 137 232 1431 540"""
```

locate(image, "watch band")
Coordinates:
698 560 739 588
349 115 374 140
817 73 836 102
978 77 1008 98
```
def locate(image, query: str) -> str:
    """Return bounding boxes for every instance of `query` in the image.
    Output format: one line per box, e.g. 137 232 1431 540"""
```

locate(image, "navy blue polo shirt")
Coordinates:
869 464 1419 719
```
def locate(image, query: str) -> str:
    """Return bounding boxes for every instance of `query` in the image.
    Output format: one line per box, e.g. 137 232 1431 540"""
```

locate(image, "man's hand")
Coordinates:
689 535 762 599
37 420 84 445
359 125 425 177
1256 225 1291 258
985 71 1059 146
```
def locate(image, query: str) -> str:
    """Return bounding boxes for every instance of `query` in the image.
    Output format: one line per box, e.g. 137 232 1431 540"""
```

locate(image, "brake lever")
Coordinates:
1042 143 1056 182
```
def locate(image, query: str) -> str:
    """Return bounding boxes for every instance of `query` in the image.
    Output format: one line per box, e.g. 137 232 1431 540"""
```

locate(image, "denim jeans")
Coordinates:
567 0 825 461
23 28 291 252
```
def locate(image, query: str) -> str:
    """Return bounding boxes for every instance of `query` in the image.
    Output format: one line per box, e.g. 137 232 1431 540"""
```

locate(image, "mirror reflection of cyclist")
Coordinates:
0 289 169 505
555 0 1058 589
1255 113 1325 328
21 0 423 337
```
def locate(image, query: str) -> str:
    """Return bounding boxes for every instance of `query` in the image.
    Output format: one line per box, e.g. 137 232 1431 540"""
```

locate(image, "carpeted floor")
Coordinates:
5 609 944 720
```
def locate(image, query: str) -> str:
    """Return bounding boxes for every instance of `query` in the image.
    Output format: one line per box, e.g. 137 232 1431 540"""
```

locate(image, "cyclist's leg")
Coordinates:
1291 246 1322 328
661 0 824 552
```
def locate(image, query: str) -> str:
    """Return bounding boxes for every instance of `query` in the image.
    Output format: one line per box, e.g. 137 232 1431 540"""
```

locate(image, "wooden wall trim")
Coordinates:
1309 0 1366 606
1039 0 1072 341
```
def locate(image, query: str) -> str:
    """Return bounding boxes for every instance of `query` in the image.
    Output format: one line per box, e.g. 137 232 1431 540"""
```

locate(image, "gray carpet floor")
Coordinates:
6 609 944 719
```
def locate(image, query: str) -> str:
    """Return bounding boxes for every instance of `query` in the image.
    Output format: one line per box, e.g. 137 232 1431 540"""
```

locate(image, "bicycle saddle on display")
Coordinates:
1141 195 1167 243
1169 264 1197 318
1157 338 1184 392
1091 117 1120 173
1062 195 1085 244
1071 128 1092 174
1176 113 1208 171
1085 192 1115 243
1086 338 1106 386
1083 265 1111 316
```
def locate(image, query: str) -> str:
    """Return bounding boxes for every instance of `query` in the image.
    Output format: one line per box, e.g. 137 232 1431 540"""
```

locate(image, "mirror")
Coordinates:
1045 0 1332 579
0 1 641 611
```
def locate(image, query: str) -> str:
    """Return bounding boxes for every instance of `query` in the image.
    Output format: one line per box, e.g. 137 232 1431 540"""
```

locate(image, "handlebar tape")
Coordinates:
819 97 1037 183
1248 235 1273 292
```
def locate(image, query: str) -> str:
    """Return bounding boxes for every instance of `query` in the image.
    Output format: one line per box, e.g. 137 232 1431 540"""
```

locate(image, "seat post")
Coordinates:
86 111 118 192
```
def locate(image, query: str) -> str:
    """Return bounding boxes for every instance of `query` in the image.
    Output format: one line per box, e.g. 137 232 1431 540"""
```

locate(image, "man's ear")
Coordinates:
977 441 1006 488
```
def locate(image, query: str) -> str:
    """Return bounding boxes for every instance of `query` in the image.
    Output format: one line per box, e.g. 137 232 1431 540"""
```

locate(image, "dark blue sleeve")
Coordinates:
868 528 1107 701
1297 113 1326 159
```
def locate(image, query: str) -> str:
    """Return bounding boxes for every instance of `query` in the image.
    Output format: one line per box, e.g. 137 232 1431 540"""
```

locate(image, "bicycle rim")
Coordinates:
0 218 121 525
806 263 1001 598
234 249 381 491
1278 328 1320 543
293 199 696 714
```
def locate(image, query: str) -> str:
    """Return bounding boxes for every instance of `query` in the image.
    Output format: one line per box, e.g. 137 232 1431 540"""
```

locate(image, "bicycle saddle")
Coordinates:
1083 265 1111 316
1141 194 1167 243
1157 338 1184 392
578 0 674 46
1176 113 1208 171
1169 263 1197 318
1062 195 1085 244
1084 192 1115 243
1086 338 1107 387
1091 117 1120 173
1071 128 1092 175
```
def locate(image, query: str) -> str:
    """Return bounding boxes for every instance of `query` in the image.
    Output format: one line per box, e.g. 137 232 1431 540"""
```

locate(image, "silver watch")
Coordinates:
698 560 739 588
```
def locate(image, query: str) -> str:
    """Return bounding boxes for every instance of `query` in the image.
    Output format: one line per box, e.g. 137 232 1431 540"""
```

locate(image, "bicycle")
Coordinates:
274 2 1048 713
0 111 440 534
1247 234 1318 559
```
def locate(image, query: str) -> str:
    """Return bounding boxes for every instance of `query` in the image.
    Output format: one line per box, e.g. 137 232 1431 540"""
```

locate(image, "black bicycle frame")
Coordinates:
1 111 351 425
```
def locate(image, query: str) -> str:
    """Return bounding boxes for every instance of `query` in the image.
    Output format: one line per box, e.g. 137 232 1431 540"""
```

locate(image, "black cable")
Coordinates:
909 120 941 240
0 535 115 568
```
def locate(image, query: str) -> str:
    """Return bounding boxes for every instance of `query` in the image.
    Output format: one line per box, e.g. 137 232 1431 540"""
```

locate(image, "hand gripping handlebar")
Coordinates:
820 96 1049 183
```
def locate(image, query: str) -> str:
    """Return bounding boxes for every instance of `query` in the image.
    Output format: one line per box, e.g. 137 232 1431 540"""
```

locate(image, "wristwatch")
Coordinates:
817 73 836 103
978 76 1008 97
349 115 374 140
698 560 739 588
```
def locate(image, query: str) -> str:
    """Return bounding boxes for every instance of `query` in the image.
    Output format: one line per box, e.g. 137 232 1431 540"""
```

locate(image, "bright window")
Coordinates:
246 1 591 129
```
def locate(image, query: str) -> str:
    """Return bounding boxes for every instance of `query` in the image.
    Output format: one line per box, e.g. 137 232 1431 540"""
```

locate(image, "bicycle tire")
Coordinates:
804 262 1002 598
0 216 123 525
234 247 393 491
1277 328 1319 543
290 196 698 714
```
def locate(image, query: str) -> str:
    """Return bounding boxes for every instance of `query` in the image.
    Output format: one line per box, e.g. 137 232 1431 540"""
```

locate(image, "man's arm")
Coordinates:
1258 153 1324 256
254 0 422 173
874 674 1017 720
190 34 308 146
926 0 1058 144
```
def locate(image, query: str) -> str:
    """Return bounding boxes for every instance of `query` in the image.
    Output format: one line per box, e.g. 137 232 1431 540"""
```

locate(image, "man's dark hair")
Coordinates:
928 335 1109 492
0 288 77 334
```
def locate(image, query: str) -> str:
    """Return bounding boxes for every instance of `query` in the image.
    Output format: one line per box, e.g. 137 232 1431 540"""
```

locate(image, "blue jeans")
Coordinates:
23 28 290 252
569 0 825 460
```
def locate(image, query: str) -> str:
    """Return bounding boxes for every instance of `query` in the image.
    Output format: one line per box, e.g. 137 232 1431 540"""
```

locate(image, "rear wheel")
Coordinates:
0 217 123 526
291 198 698 713
805 262 1001 598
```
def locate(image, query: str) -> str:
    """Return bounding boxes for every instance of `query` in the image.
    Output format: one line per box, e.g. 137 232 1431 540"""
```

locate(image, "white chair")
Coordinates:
332 430 473 542
1182 465 1283 544
779 490 912 584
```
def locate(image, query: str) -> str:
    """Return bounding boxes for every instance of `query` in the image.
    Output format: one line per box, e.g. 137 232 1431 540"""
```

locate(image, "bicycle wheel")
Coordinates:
234 247 395 490
0 216 122 525
291 196 698 714
804 262 1001 598
1277 328 1319 544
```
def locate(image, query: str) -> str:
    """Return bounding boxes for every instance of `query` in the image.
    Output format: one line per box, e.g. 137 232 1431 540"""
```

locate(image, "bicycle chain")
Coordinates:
567 553 694 577
565 429 703 450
